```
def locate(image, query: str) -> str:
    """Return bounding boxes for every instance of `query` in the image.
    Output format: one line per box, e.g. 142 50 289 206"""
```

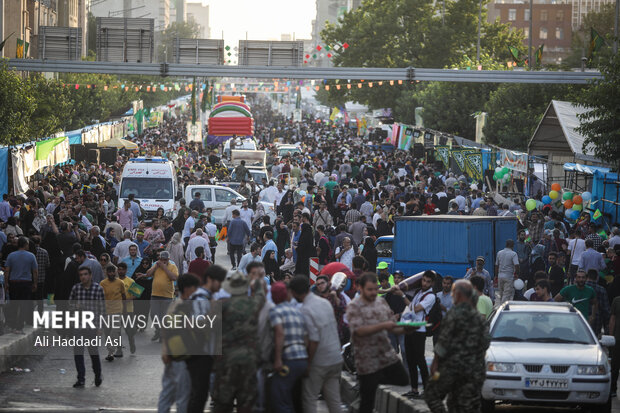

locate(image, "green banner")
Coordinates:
465 152 483 181
435 146 450 168
451 149 466 173
35 136 67 161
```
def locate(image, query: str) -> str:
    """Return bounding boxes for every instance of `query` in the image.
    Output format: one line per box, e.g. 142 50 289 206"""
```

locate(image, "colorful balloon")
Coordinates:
526 199 537 211
549 190 559 200
542 196 552 205
573 195 583 205
572 204 582 211
565 209 572 218
551 183 561 192
493 173 500 181
562 192 573 201
563 200 573 209
501 167 510 175
570 210 581 220
582 191 592 202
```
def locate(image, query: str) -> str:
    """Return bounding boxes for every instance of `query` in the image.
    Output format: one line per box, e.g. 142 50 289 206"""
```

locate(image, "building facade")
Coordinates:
186 1 209 38
488 1 572 64
90 0 169 31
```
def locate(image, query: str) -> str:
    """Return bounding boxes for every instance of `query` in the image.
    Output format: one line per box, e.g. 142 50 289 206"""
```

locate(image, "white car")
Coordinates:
483 301 614 413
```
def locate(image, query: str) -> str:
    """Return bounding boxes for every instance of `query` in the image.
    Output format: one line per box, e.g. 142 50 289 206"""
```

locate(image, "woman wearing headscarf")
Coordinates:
133 257 153 331
4 217 23 237
279 190 295 224
166 232 185 272
263 250 280 282
361 236 378 271
275 220 290 264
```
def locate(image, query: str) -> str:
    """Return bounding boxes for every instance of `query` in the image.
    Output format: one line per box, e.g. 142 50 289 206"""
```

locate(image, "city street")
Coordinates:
0 241 619 412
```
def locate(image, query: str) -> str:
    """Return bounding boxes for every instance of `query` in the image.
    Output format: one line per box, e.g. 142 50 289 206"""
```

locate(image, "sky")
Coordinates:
196 0 317 63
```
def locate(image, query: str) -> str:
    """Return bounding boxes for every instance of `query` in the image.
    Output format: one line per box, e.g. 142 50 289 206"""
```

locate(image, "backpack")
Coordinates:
419 290 443 337
164 297 207 361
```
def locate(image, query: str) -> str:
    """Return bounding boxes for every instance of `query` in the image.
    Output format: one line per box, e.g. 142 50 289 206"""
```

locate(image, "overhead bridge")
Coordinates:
6 59 601 84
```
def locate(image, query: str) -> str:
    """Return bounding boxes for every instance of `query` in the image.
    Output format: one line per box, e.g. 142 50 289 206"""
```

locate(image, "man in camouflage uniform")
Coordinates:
425 280 491 413
212 272 265 413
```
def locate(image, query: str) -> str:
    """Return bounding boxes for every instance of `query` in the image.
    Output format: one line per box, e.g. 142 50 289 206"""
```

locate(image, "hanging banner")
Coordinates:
187 121 203 143
35 136 67 161
0 148 8 196
460 149 478 179
451 149 466 173
11 151 29 195
436 146 451 168
499 148 528 172
390 123 400 146
398 124 415 151
465 152 484 181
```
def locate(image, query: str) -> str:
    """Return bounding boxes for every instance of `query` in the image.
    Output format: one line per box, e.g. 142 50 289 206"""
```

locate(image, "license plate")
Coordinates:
525 378 569 389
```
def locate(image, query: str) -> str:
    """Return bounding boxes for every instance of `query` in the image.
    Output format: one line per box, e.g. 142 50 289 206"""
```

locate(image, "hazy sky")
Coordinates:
194 0 316 63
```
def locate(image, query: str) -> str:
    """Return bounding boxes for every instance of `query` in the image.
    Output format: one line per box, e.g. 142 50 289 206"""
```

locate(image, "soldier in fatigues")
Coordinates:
212 272 265 413
425 280 491 413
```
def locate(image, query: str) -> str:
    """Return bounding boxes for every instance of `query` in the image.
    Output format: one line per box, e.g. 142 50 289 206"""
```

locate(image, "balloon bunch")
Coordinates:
493 166 512 183
539 183 592 221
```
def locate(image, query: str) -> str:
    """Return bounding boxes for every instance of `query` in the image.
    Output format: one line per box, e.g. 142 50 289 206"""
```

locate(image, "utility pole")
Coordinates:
614 0 619 54
476 0 482 62
528 0 533 68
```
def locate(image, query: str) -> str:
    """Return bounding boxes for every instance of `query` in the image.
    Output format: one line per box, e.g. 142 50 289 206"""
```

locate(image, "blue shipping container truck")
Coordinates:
385 216 517 278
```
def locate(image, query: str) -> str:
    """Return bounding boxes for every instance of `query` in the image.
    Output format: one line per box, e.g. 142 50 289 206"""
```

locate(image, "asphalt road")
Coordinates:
1 240 619 412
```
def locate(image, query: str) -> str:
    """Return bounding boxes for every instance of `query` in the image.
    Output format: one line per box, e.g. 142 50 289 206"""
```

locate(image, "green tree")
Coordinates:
320 0 522 109
564 3 616 69
483 83 578 150
0 60 36 145
574 53 620 169
27 74 73 140
157 21 201 63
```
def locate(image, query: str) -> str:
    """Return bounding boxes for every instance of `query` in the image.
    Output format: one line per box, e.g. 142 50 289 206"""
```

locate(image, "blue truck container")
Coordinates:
384 216 517 278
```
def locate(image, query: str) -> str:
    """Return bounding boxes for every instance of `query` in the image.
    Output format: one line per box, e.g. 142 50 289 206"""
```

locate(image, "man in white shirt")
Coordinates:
568 232 586 282
495 239 520 304
112 231 140 263
237 242 262 275
334 237 354 271
239 200 254 230
453 191 467 212
183 210 197 245
373 207 384 229
609 227 620 249
223 199 240 226
401 270 436 398
185 229 211 262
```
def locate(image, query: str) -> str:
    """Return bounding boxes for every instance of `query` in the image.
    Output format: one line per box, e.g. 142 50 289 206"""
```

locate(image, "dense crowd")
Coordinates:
1 96 619 413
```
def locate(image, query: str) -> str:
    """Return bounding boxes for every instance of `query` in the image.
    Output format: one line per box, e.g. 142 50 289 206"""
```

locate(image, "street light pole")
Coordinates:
529 0 533 68
477 0 482 62
614 0 619 54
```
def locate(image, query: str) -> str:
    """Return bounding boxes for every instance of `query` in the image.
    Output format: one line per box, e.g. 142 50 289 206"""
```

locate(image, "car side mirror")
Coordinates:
600 335 615 347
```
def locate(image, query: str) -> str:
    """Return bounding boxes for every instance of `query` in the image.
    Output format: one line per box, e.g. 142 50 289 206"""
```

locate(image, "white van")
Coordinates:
119 157 179 221
180 184 276 225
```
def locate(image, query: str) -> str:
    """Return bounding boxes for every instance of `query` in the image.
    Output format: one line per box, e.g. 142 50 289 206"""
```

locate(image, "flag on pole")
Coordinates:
535 44 544 65
16 38 29 58
329 107 340 122
0 32 15 52
587 28 605 61
191 78 197 125
593 209 602 220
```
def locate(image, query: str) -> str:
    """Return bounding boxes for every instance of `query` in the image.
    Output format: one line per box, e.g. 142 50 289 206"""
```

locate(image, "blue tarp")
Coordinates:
66 129 83 145
592 171 620 226
563 162 611 175
0 148 8 197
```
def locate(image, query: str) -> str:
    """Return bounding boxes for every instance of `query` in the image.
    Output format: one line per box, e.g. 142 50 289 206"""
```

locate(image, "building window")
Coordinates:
508 9 517 21
540 10 548 21
540 27 548 39
555 27 564 39
523 27 530 39
556 10 564 22
524 9 530 21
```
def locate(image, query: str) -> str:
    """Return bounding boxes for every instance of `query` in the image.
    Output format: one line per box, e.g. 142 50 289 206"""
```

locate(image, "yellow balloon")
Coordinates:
549 190 559 199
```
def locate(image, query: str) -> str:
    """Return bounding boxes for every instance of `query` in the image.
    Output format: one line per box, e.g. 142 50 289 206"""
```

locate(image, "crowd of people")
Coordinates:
0 95 619 412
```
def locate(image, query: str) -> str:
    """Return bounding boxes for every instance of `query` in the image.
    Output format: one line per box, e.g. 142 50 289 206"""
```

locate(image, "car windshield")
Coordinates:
375 240 392 257
120 178 173 200
491 311 595 345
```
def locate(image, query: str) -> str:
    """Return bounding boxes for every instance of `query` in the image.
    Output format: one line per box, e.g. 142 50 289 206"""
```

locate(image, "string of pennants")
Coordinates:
303 42 350 63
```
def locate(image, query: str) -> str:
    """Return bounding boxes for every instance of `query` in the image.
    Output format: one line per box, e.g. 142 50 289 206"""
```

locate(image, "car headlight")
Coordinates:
577 365 606 375
487 362 517 373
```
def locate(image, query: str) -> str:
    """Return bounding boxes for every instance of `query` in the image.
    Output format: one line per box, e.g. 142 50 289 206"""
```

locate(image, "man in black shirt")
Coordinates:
547 252 566 297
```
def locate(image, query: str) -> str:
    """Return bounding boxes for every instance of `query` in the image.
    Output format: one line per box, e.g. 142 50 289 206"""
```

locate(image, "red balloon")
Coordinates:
573 195 583 205
564 200 573 209
551 183 561 192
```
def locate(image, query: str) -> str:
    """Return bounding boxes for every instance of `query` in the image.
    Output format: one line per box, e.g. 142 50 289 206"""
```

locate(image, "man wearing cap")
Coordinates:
464 257 494 303
135 230 150 257
377 262 394 289
146 251 179 342
212 272 265 413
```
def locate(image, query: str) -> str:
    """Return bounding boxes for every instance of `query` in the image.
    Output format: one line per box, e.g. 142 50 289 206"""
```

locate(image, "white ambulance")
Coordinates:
119 157 179 221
